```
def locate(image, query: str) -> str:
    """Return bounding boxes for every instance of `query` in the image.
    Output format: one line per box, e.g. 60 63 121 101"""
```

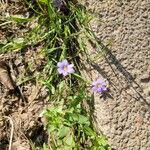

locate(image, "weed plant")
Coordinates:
0 0 110 149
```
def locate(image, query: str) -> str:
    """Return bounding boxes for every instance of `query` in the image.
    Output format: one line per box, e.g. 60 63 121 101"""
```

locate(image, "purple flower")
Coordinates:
92 79 107 94
57 60 75 76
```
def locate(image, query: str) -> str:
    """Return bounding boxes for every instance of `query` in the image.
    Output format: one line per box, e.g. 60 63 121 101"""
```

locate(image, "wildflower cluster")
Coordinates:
57 60 108 94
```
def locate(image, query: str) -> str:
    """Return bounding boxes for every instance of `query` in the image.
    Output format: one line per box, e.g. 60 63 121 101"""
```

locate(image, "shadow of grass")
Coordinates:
89 40 149 106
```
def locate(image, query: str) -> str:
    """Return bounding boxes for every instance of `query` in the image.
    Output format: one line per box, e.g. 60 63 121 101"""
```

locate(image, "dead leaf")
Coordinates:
0 61 15 90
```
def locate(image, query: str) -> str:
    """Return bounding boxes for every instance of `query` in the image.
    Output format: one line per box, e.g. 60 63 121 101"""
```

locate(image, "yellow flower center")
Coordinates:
97 84 101 88
64 66 68 71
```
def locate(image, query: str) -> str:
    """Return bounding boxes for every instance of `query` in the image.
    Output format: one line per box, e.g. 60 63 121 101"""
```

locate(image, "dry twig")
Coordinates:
3 116 14 150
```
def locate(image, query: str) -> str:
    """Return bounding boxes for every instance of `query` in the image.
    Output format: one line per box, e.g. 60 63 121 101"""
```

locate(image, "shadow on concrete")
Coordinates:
86 40 149 107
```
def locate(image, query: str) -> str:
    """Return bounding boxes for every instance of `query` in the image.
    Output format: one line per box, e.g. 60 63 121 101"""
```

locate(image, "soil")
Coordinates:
0 51 49 150
0 1 49 149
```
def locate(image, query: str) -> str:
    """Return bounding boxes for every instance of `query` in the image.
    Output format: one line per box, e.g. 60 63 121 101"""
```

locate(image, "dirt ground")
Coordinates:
82 0 150 150
0 51 49 150
0 1 49 149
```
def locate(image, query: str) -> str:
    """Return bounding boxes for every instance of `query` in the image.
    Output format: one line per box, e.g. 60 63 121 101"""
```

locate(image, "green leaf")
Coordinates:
48 125 56 133
65 134 74 147
39 0 48 4
64 112 77 123
84 126 96 137
58 126 70 139
91 147 98 150
10 16 33 23
70 95 83 108
97 136 109 147
78 114 90 125
73 73 86 82
50 85 55 94
42 143 48 150
58 81 65 91
13 38 24 44
64 113 90 125
0 44 5 52
47 47 62 54
64 25 71 37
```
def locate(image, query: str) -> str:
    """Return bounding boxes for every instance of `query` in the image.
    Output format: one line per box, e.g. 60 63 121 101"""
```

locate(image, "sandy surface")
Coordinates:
83 0 150 149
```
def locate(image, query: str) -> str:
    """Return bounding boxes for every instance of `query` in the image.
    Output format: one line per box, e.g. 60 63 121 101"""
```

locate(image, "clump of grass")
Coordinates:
0 0 110 149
